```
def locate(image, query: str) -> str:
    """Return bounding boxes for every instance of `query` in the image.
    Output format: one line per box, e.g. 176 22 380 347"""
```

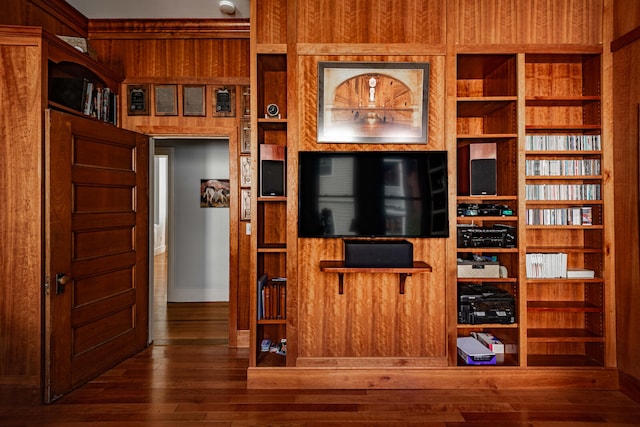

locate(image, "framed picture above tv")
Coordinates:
317 61 430 144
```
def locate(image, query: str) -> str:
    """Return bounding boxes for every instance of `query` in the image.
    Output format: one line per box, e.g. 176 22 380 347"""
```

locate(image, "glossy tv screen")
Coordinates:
298 151 449 238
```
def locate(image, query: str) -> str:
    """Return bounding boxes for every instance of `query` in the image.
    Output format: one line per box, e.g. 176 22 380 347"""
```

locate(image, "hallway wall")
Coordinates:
156 138 230 302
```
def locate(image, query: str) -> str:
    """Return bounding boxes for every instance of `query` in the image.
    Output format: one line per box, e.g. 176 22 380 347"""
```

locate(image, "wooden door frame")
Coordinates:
148 134 240 346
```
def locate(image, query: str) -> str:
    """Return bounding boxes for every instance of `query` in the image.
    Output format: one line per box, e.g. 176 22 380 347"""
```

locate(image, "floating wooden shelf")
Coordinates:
319 261 432 295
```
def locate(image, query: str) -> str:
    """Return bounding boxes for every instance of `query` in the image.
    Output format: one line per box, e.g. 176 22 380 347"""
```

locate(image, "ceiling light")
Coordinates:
219 0 236 15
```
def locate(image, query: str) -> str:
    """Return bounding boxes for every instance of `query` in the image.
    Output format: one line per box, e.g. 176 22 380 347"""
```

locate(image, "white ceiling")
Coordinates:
65 0 250 19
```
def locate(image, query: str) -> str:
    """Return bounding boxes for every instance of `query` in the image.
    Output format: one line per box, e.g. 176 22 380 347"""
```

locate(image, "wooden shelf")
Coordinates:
525 96 600 106
257 196 286 202
525 150 602 156
457 97 517 117
528 301 603 312
527 328 604 342
258 117 287 124
525 246 602 253
456 135 518 143
526 225 603 230
319 261 432 295
526 125 601 131
457 216 518 222
257 351 286 367
457 323 518 329
258 319 287 325
525 175 602 181
457 195 517 203
457 277 518 283
525 201 603 208
527 354 603 367
456 248 518 254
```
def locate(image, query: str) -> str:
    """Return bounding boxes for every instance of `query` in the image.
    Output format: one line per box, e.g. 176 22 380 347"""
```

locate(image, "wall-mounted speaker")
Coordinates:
469 143 497 196
260 144 286 197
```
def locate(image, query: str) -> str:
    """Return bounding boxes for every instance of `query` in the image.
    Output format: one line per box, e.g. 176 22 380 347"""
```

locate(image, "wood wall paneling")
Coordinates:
612 39 640 386
256 0 288 45
613 0 640 39
455 0 602 47
296 0 445 45
0 37 43 403
0 0 87 36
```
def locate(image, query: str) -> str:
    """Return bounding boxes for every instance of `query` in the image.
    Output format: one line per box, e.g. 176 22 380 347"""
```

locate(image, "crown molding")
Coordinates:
29 0 88 36
88 19 250 40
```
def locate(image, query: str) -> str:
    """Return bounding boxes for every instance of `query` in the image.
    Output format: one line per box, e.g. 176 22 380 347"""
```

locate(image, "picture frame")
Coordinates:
241 189 251 221
200 179 230 208
127 84 149 116
240 155 251 187
155 84 178 116
212 85 236 117
240 118 251 153
183 85 206 116
317 61 430 143
241 85 251 117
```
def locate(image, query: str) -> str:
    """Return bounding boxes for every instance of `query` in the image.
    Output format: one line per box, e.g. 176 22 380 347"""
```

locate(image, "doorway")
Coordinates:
151 139 230 345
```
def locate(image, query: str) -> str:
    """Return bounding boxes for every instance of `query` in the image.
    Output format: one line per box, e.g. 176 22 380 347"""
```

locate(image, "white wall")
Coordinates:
154 156 168 255
156 138 230 302
65 0 250 19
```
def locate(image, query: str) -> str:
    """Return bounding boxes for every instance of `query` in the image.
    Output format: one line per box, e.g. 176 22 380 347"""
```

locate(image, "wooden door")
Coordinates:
45 110 149 402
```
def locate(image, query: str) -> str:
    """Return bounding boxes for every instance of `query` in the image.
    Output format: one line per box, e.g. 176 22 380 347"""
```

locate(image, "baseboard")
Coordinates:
0 385 41 405
619 370 640 404
247 367 619 390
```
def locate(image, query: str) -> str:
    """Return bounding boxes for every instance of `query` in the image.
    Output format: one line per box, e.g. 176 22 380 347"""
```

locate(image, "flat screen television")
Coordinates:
298 151 449 238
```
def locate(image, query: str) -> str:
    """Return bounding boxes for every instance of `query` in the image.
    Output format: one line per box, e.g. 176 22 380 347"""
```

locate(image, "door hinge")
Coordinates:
44 276 50 295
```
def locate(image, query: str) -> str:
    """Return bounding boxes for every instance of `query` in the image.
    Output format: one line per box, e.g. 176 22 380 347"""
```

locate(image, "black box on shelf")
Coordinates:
49 77 87 112
458 283 516 325
344 239 413 268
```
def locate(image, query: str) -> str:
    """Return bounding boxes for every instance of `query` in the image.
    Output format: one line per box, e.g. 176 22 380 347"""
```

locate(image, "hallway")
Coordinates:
153 252 229 345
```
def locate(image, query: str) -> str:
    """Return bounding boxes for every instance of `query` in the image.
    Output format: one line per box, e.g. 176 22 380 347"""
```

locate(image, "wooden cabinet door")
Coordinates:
45 110 149 402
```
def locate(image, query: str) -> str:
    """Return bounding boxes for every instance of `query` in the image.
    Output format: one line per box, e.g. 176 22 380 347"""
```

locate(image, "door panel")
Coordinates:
46 110 148 402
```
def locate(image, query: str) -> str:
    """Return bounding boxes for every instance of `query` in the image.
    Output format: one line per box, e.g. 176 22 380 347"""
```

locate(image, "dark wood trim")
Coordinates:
611 25 640 52
620 370 640 404
88 19 250 40
29 0 87 36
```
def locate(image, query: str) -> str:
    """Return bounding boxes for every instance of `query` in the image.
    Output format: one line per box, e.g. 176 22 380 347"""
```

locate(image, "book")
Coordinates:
567 268 595 279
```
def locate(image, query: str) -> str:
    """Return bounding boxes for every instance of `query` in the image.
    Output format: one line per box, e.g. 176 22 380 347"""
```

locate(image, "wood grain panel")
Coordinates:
613 0 640 39
256 0 287 45
297 55 445 151
90 38 249 80
612 40 640 383
297 238 447 361
297 0 445 45
0 0 87 36
0 38 42 392
74 268 133 306
455 0 520 46
73 306 134 356
455 0 602 46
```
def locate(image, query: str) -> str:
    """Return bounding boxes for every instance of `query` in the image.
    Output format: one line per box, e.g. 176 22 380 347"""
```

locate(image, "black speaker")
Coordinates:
260 144 286 197
261 160 285 196
470 158 497 196
344 239 413 268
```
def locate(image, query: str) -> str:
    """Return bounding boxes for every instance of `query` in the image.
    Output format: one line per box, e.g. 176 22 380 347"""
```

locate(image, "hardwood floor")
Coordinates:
153 252 229 345
1 253 639 425
1 344 640 426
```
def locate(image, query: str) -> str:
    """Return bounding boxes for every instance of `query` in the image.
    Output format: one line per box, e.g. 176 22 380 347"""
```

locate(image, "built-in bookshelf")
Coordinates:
455 54 521 367
47 35 122 125
524 53 606 367
250 0 289 369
